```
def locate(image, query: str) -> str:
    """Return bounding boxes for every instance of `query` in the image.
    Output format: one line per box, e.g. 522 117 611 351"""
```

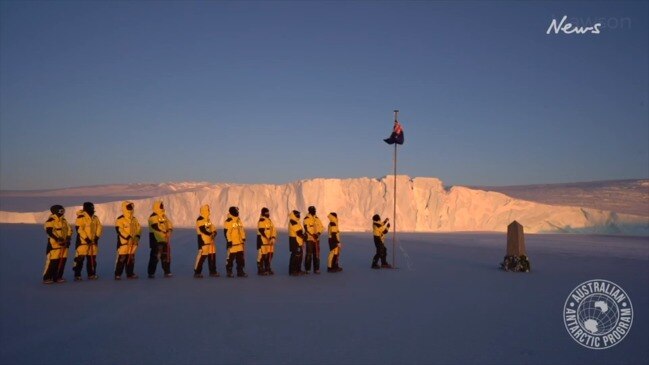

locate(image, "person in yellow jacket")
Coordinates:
43 205 72 284
256 207 277 276
303 206 324 274
114 201 141 280
288 210 306 276
223 206 247 278
194 204 219 278
372 214 392 269
327 212 343 273
73 202 103 281
147 200 173 278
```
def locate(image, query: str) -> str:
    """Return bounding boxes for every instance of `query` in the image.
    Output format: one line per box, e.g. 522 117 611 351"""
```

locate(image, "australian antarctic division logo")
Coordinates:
563 279 633 349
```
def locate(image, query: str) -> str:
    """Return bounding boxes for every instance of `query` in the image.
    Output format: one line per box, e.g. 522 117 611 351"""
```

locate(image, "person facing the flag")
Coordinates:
383 119 404 145
43 205 72 284
224 206 247 278
114 201 141 280
371 214 392 269
303 206 324 274
288 210 305 276
194 204 219 278
147 200 174 278
256 207 276 276
327 212 343 273
73 202 103 281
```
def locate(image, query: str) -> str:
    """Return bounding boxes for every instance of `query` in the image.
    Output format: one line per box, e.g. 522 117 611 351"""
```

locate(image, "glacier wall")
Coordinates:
1 176 647 235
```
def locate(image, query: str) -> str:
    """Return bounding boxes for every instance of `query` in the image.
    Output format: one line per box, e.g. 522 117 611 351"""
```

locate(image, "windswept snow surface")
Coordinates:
1 176 647 235
0 224 647 364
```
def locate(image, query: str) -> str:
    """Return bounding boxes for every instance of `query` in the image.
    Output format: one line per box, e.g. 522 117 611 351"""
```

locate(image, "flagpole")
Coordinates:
392 109 398 269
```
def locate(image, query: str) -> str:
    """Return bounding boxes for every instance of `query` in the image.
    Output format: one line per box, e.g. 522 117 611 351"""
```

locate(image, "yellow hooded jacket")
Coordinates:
76 210 102 244
148 200 173 243
257 215 276 246
115 201 141 255
288 211 304 246
196 205 217 254
44 214 72 259
328 213 340 245
303 213 324 242
224 213 246 253
373 220 390 243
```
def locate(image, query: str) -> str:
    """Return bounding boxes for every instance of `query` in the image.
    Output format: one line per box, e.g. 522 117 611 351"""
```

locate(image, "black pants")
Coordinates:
148 243 171 275
73 255 97 277
289 246 303 274
304 240 320 271
195 253 217 275
226 251 245 275
372 237 388 265
44 258 67 281
115 254 136 277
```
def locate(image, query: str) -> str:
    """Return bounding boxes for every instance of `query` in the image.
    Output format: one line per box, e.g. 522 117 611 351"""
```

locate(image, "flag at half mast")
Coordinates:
383 119 404 145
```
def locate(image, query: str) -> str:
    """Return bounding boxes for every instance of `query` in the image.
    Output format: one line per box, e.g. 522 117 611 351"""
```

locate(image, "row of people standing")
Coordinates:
42 201 390 283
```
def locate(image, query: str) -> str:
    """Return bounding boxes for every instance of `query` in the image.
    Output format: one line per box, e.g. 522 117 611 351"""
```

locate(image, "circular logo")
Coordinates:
563 279 633 349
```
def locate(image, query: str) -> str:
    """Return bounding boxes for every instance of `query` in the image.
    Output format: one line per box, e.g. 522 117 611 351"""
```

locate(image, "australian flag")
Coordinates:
383 120 404 145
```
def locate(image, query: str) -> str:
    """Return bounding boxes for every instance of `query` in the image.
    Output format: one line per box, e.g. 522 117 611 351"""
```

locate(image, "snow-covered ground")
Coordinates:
0 224 647 364
1 176 647 235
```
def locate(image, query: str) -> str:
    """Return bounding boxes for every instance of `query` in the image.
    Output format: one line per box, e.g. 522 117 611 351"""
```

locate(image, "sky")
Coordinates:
1 0 647 190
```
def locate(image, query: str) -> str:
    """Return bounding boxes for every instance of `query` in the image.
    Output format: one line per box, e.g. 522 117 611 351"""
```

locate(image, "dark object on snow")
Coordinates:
500 221 531 272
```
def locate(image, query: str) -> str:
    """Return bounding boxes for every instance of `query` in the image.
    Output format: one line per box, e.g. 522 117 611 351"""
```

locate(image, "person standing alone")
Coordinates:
371 214 392 269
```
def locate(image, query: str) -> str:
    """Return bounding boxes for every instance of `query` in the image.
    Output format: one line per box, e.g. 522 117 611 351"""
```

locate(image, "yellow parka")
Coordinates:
257 215 277 246
328 213 340 245
224 213 246 253
115 201 141 255
288 211 304 246
75 210 102 244
303 213 324 242
44 214 72 259
373 219 390 243
148 200 173 243
196 205 217 254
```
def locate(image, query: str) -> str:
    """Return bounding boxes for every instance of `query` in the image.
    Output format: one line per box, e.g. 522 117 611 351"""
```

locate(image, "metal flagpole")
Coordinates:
392 109 398 269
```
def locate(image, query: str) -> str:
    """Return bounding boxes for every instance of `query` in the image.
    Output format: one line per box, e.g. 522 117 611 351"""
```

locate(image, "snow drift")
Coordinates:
1 176 647 235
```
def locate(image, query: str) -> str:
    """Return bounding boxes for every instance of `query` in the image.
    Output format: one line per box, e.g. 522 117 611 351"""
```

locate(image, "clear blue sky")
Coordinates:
1 1 647 190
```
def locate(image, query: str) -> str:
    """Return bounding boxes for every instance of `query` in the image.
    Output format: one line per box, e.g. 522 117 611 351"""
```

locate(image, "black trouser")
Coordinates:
148 242 171 275
115 254 136 277
304 240 320 271
257 253 272 273
372 236 388 265
73 255 97 277
44 257 67 281
226 251 245 275
289 245 303 274
195 253 216 275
